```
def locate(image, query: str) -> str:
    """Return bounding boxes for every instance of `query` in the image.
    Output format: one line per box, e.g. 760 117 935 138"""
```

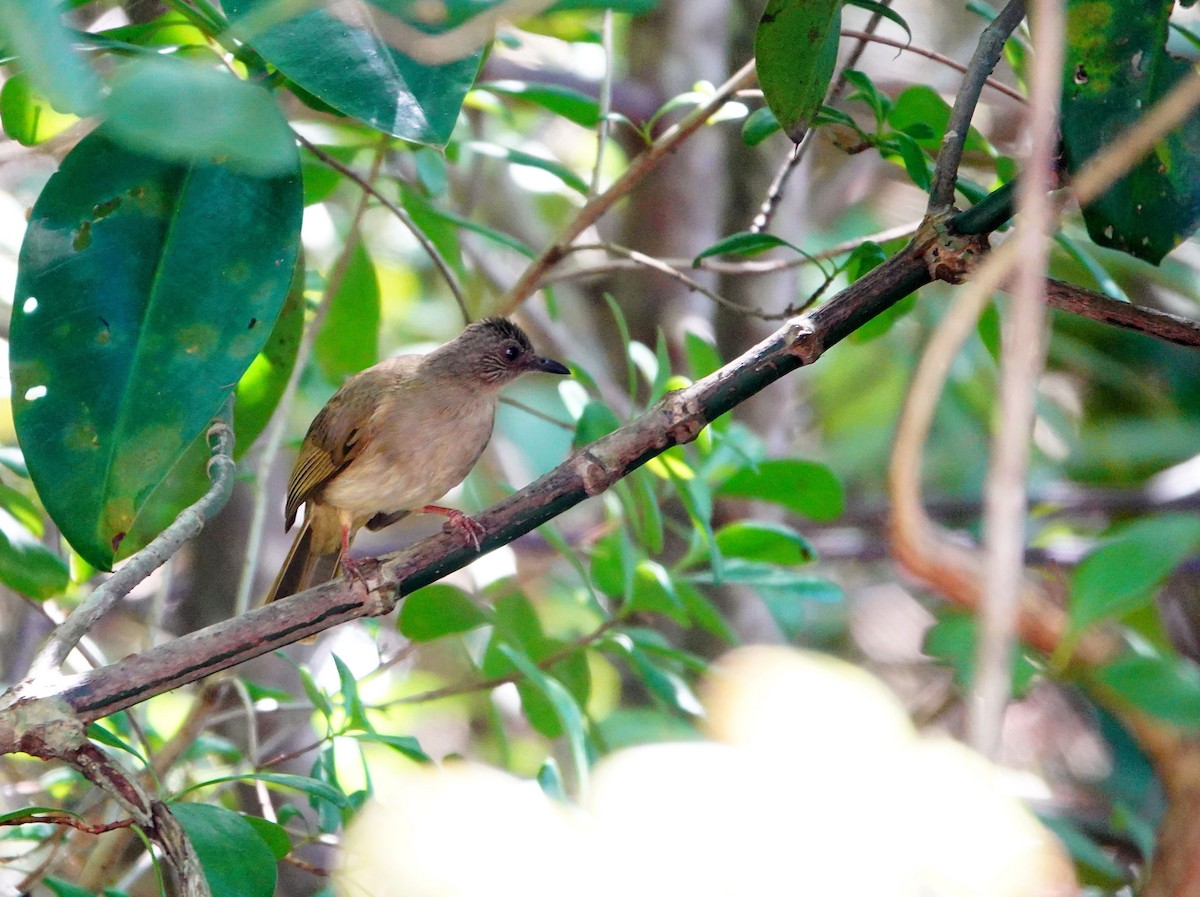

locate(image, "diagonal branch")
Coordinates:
41 240 932 726
927 0 1027 214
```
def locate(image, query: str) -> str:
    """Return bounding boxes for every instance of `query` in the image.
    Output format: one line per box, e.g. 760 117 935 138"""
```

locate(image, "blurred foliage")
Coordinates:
0 0 1197 894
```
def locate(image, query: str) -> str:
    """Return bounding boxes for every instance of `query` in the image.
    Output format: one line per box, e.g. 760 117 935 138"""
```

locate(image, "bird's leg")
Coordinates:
338 523 370 591
421 505 485 550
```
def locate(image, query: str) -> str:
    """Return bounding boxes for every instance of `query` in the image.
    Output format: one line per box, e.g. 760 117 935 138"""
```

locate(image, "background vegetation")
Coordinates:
0 0 1199 894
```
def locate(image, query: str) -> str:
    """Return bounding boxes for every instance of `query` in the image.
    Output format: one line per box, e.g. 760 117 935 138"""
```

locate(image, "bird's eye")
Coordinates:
504 345 520 361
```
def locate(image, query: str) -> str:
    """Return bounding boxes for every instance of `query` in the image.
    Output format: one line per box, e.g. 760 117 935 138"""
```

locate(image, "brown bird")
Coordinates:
265 317 570 603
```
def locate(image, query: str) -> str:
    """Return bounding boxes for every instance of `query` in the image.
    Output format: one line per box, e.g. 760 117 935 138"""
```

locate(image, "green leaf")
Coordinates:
102 56 296 176
44 879 96 897
627 560 688 624
924 612 1040 694
315 240 380 381
334 655 371 732
233 257 304 457
844 0 911 43
351 732 432 764
398 583 490 641
890 131 931 191
717 459 844 522
1069 514 1200 634
741 106 781 146
481 80 601 126
754 0 842 141
843 240 886 282
714 520 815 566
498 644 590 787
10 130 301 569
87 722 147 765
0 0 101 115
684 332 723 380
1061 0 1200 262
693 231 807 264
170 803 277 897
175 772 350 808
842 69 890 122
0 73 77 145
242 815 291 861
297 664 333 720
888 85 992 157
226 0 483 146
0 506 69 600
1093 652 1200 727
590 529 637 599
465 140 589 194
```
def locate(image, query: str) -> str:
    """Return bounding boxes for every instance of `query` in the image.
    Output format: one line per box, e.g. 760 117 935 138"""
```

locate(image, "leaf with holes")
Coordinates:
11 129 301 569
1061 0 1200 263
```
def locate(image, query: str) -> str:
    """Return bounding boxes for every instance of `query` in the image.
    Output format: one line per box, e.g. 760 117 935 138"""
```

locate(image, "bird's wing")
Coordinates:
283 357 420 530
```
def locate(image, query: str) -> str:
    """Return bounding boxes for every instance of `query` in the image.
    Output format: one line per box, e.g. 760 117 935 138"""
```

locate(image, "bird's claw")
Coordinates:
443 511 485 550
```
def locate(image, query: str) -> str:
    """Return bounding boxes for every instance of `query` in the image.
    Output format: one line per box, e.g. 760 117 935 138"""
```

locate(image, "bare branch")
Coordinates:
499 60 758 313
927 0 1026 214
1044 279 1200 347
295 133 470 324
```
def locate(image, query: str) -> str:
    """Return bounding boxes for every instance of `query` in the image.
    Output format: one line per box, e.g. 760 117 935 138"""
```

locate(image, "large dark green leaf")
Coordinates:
226 0 484 146
169 803 277 897
11 130 301 569
1061 0 1200 263
754 0 842 141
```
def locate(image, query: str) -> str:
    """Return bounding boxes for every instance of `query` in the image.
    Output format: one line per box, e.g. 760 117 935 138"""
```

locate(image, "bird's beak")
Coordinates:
533 355 570 375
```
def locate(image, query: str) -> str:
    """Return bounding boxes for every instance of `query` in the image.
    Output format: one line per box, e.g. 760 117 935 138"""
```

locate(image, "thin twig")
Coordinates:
969 0 1060 760
233 142 388 616
295 133 471 325
841 30 1026 103
590 10 615 198
0 813 135 835
542 220 920 284
928 0 1026 214
500 59 759 313
572 242 787 319
30 414 236 676
499 396 574 430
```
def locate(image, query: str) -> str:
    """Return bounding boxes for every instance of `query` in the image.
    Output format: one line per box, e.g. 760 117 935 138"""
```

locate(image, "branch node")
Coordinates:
786 319 823 365
921 222 990 285
577 450 610 496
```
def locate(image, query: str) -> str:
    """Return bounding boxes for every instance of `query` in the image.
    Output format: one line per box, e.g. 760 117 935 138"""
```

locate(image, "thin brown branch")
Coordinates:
40 240 931 725
295 133 471 325
1044 279 1200 348
928 0 1027 214
499 60 758 313
841 30 1026 103
1 812 135 836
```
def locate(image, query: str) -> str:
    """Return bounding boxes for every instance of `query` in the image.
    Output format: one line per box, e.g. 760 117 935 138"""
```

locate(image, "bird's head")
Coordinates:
430 317 570 386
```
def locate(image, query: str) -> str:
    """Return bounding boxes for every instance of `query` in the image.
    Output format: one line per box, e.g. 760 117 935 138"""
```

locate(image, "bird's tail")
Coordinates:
264 518 342 604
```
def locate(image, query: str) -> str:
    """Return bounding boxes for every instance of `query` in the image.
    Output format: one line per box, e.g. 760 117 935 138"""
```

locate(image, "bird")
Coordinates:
265 317 570 604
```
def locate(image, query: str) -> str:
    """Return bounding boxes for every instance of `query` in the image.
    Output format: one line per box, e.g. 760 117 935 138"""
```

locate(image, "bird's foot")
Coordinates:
340 553 379 593
422 505 485 551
